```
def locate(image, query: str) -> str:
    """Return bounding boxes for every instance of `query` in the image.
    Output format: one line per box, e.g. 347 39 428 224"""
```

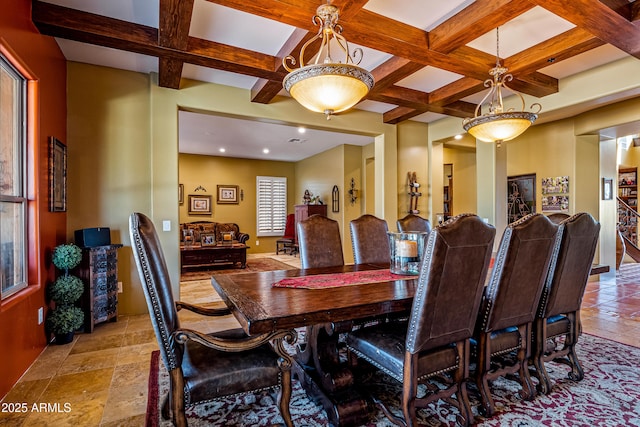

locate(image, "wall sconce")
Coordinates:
348 178 359 205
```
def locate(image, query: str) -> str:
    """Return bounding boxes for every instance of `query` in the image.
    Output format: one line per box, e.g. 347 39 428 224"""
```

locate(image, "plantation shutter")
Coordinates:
256 176 287 236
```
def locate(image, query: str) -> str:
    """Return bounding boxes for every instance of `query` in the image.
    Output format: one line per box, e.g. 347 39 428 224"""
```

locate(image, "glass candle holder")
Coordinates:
388 231 429 275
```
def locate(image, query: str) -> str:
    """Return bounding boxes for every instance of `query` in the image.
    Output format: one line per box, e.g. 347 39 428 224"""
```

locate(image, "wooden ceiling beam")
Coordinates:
429 0 534 54
369 57 426 91
157 0 194 89
532 0 640 58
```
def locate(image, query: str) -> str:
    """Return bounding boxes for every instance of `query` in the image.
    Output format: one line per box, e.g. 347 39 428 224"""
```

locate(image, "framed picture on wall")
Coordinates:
188 195 212 215
178 184 184 205
507 174 536 223
217 185 239 204
49 136 67 212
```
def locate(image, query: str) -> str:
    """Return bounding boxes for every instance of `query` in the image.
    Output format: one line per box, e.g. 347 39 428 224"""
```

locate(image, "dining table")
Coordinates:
211 263 418 427
211 261 610 426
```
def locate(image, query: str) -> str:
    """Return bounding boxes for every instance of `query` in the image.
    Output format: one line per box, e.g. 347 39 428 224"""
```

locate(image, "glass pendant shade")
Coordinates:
464 111 537 143
283 64 373 115
463 28 541 143
283 2 374 118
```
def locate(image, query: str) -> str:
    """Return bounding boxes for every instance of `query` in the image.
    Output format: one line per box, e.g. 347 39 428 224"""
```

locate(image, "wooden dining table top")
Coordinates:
210 263 418 335
211 262 609 336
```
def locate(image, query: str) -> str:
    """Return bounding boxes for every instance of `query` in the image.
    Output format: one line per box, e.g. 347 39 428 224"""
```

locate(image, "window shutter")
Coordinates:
256 176 287 236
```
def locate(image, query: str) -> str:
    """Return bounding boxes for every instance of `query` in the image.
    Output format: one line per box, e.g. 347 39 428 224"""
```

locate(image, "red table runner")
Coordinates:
272 269 415 289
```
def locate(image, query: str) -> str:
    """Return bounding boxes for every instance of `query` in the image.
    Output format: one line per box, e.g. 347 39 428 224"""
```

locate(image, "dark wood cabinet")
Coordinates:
294 204 328 243
77 244 122 332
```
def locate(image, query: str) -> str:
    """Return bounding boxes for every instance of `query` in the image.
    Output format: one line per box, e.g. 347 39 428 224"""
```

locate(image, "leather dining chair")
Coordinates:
472 213 560 417
129 212 295 427
531 212 600 394
546 212 570 224
297 214 344 268
350 214 390 264
396 213 432 233
346 214 496 427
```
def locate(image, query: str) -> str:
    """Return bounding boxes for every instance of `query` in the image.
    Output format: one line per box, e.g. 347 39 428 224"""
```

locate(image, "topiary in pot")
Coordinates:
51 243 82 273
48 243 85 344
46 306 84 344
49 275 84 306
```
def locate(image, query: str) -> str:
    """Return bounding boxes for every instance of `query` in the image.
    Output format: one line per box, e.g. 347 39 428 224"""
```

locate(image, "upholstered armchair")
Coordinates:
129 213 295 427
350 214 390 264
531 212 600 394
346 214 496 427
472 213 560 417
297 214 344 268
396 213 432 233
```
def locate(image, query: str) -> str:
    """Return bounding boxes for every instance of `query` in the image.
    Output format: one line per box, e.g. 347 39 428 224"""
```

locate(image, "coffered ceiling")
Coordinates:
32 0 640 160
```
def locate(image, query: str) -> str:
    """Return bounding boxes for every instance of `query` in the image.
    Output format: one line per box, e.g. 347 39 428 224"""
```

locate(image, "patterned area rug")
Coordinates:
180 257 295 282
146 334 640 426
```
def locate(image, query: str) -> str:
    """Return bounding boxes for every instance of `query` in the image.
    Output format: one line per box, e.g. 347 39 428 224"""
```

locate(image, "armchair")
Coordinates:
346 214 496 426
129 212 295 427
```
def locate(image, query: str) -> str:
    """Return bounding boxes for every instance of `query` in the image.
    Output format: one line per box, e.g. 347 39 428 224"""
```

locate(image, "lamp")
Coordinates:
283 1 374 119
463 28 541 146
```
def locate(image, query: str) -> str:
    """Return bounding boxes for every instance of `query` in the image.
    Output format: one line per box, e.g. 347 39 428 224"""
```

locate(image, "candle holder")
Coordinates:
388 231 429 275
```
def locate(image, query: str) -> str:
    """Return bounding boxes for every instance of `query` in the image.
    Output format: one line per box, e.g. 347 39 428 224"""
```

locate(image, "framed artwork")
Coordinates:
217 185 239 204
541 176 569 195
49 136 67 212
542 195 569 212
507 174 536 224
602 178 613 200
200 233 216 246
188 195 212 215
179 184 184 205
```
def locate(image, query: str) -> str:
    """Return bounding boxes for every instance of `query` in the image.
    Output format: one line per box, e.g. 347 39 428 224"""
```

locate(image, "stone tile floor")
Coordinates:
1 255 638 426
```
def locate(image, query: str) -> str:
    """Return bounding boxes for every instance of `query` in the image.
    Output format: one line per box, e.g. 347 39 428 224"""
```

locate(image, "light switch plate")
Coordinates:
162 220 171 231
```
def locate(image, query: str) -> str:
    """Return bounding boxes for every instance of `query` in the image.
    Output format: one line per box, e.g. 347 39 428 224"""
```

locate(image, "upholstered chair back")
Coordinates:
478 213 560 333
407 214 496 354
129 212 181 371
547 212 570 224
539 212 600 318
397 214 432 233
350 214 390 264
297 214 344 268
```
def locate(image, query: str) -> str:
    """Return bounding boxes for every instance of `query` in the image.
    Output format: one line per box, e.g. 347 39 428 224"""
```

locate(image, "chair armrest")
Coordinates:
172 328 297 353
236 232 249 244
175 300 231 316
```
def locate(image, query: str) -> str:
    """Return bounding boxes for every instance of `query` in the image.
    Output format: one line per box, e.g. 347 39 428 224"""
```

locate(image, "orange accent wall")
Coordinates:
0 0 67 399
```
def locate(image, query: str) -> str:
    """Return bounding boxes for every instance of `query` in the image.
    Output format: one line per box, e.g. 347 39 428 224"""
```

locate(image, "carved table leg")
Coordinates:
294 323 370 426
271 330 298 427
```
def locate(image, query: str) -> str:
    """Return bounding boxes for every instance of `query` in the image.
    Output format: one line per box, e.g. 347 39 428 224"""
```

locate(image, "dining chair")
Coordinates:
297 214 344 268
472 213 560 417
396 213 432 233
350 214 390 264
531 212 600 394
346 214 496 427
129 212 295 427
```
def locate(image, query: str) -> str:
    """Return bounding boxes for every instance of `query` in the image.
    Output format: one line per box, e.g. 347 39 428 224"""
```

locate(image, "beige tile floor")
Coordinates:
1 254 638 426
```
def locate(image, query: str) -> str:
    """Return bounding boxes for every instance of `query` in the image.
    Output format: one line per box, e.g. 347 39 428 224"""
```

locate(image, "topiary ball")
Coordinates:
49 275 84 305
52 244 82 271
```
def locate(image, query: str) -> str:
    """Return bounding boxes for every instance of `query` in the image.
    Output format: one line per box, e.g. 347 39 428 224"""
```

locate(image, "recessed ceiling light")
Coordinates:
298 127 306 134
219 148 226 153
263 148 270 154
454 134 463 140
